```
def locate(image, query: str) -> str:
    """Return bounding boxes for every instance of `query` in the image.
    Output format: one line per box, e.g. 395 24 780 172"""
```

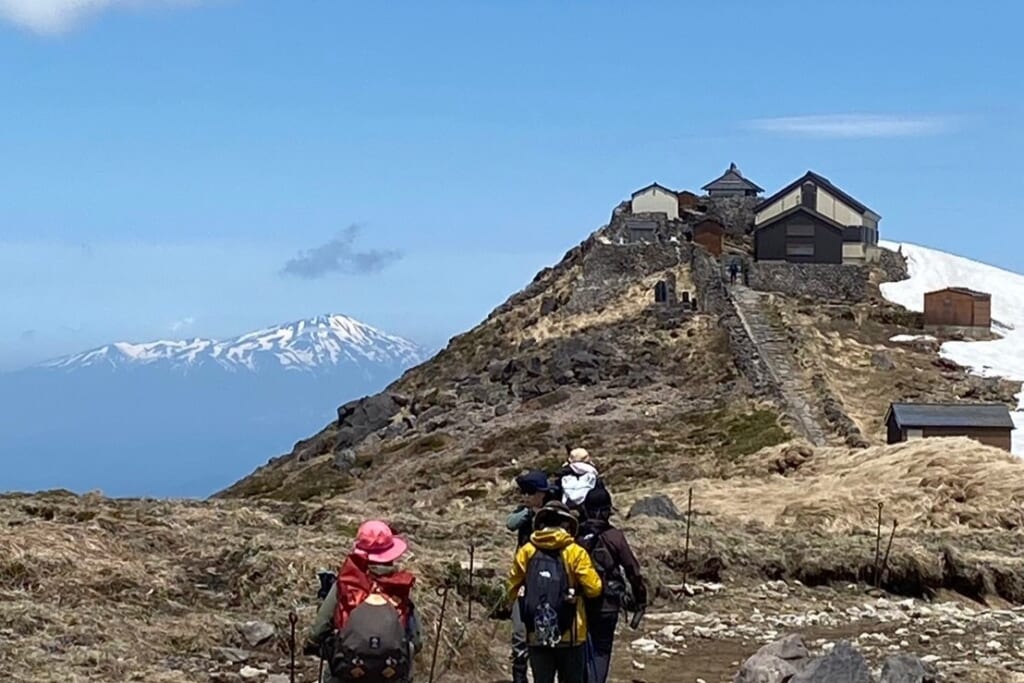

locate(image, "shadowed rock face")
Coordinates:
735 638 935 683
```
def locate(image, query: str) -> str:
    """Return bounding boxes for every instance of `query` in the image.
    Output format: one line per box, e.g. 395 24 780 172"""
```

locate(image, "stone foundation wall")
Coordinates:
690 249 778 397
704 196 760 236
563 242 694 315
748 263 869 302
877 247 910 283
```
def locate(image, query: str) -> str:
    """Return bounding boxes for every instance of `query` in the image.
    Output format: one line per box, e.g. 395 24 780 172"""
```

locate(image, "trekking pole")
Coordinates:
682 487 694 588
466 543 476 621
873 502 884 586
878 519 898 588
428 583 451 683
288 611 298 683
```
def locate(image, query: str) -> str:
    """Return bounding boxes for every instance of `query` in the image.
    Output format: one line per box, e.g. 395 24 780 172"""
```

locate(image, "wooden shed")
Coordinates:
677 190 700 212
693 218 725 256
923 287 992 335
884 402 1014 452
752 206 843 264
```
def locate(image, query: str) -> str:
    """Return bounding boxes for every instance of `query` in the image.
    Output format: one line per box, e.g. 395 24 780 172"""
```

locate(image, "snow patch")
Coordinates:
880 241 1024 455
890 334 938 343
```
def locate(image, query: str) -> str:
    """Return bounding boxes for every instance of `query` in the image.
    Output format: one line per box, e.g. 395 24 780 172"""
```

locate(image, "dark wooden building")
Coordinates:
677 190 700 212
752 206 844 263
692 218 725 256
702 163 764 197
923 287 992 335
884 403 1014 452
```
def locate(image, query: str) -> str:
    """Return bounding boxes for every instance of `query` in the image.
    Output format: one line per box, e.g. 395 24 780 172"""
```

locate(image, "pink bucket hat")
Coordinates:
353 520 408 563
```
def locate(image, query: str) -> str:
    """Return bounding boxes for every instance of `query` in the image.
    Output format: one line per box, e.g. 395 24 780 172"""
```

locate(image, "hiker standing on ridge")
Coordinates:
577 488 648 683
506 470 555 683
305 520 422 683
728 258 740 285
508 501 603 683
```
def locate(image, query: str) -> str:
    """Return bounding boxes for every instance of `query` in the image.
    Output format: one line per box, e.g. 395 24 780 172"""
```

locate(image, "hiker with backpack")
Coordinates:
506 470 556 683
577 488 648 683
507 501 603 683
555 448 607 521
304 520 422 683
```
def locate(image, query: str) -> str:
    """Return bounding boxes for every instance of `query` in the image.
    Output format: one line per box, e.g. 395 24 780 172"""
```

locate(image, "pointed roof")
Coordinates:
755 170 880 219
702 163 764 194
631 182 676 198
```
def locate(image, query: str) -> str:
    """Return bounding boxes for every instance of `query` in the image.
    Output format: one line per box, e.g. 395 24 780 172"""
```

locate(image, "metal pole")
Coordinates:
682 488 694 588
288 612 298 683
467 543 476 621
873 502 884 586
428 584 451 683
878 520 898 588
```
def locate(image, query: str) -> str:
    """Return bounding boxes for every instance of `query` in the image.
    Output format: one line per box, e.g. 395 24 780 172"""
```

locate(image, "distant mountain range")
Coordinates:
0 315 429 497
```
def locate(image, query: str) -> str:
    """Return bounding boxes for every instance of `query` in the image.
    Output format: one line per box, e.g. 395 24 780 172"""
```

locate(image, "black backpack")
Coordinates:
519 548 576 647
330 593 411 683
579 530 627 607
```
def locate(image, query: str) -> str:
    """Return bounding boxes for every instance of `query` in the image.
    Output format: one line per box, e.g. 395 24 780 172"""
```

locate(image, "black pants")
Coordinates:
528 645 586 683
585 611 619 683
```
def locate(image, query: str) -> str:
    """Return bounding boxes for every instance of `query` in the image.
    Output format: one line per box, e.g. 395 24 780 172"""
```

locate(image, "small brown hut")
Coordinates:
923 287 992 336
692 218 725 256
677 190 700 212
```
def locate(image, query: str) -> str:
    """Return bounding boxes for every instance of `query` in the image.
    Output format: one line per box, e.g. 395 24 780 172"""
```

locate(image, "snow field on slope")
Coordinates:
879 241 1024 454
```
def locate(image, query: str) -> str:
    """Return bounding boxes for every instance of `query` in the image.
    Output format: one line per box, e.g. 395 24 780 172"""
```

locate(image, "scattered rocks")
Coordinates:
237 621 276 648
335 394 400 449
628 495 683 521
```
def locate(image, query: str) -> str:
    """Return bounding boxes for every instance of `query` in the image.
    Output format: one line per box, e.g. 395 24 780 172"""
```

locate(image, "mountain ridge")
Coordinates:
31 313 427 375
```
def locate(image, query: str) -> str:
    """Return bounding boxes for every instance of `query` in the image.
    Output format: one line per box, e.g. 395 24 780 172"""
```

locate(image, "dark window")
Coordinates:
654 281 668 303
787 222 815 237
786 242 815 257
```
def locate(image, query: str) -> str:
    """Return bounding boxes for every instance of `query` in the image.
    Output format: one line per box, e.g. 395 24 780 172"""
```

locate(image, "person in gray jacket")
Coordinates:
505 470 553 683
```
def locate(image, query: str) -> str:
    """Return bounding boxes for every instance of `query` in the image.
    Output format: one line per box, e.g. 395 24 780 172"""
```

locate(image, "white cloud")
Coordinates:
0 0 204 35
170 316 195 333
746 114 958 139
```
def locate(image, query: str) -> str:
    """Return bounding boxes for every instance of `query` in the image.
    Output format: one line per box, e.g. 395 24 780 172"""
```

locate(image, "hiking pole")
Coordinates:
288 611 298 683
682 487 694 588
428 583 451 683
467 543 476 621
878 519 898 588
873 502 884 586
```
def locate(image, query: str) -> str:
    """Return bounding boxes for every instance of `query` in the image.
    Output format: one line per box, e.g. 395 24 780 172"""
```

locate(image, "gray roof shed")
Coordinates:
885 403 1015 429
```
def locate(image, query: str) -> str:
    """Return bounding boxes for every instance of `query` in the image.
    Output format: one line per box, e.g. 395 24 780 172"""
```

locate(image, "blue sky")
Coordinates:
2 0 1023 370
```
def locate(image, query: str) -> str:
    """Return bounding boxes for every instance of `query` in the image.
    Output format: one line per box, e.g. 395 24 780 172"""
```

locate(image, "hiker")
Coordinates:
556 448 606 519
728 259 740 285
505 470 555 683
507 501 603 683
577 488 648 683
305 520 422 683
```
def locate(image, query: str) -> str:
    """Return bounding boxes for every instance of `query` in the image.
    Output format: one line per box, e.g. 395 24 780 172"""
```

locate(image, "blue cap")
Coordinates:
515 470 551 494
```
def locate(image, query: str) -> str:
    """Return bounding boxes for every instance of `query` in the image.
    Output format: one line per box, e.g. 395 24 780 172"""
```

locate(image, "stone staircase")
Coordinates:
728 284 829 446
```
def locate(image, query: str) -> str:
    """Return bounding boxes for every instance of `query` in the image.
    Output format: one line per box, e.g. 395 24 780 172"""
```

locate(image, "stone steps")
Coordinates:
728 284 829 446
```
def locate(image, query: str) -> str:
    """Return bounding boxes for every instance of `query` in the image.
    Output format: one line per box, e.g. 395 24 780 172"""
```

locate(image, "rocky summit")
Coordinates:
5 215 1024 683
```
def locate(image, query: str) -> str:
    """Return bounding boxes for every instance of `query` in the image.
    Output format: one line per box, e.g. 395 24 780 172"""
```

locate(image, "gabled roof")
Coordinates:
926 287 991 300
753 204 845 234
631 182 676 198
694 217 725 233
885 403 1015 429
702 163 764 193
755 171 879 218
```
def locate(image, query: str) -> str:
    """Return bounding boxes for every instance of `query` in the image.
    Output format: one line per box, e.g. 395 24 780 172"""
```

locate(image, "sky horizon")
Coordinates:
3 1 1023 371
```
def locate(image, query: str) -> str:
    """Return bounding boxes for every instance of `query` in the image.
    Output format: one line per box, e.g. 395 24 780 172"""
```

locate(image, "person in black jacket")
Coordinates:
505 470 553 683
577 487 648 683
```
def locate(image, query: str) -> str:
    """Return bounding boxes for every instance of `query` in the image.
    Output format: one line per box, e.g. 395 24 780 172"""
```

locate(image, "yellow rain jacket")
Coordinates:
507 527 603 646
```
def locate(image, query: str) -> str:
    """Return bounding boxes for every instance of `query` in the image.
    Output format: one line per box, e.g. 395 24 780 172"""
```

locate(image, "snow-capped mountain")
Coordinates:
41 314 426 373
1 314 428 498
880 241 1024 454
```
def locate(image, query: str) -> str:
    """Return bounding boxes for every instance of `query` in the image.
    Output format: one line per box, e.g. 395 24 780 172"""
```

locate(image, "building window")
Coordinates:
786 223 815 237
786 242 815 257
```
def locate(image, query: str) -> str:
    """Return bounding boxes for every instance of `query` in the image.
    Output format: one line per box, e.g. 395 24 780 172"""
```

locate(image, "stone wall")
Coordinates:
690 249 779 397
748 263 869 302
704 196 761 237
877 247 909 284
562 241 694 315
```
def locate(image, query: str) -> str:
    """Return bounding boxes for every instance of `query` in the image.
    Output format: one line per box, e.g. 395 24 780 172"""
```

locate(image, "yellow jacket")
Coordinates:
507 528 603 646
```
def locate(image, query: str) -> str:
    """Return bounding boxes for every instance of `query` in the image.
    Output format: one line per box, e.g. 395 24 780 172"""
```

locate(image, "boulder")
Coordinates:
332 449 357 471
734 635 809 683
627 495 683 521
791 641 871 683
879 654 937 683
237 620 275 648
335 394 400 449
